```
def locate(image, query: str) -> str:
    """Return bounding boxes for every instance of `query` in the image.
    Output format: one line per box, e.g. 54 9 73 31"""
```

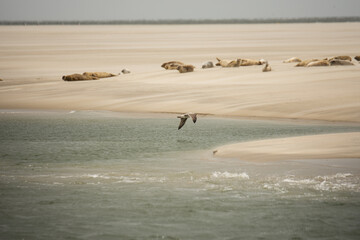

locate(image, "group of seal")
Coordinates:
62 69 130 81
55 54 360 82
283 55 356 67
215 57 265 67
215 57 271 72
175 55 359 130
161 57 271 73
217 57 268 67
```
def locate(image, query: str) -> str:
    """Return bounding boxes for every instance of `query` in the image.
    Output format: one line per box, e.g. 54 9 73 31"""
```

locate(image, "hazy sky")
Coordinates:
0 0 360 21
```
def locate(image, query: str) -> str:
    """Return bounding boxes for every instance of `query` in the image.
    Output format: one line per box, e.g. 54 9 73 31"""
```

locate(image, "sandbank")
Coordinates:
0 24 359 122
214 132 360 161
0 23 359 161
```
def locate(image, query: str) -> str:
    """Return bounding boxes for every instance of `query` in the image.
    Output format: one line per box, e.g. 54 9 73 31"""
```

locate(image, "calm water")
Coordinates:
1 110 360 240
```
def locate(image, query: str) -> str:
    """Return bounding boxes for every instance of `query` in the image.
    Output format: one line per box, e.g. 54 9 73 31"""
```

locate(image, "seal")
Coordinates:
177 65 195 73
62 74 99 81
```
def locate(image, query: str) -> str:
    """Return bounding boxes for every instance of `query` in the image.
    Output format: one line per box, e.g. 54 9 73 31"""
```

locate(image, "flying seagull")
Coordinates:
177 112 197 130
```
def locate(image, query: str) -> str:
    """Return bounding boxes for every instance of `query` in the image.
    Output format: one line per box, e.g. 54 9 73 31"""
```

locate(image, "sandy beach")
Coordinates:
0 23 359 161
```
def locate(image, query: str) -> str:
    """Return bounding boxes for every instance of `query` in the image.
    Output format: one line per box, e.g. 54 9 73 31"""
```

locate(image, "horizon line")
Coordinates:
1 17 360 25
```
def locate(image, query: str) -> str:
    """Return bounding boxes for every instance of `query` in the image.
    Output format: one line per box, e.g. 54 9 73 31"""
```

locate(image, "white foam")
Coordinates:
52 182 64 185
116 176 141 183
80 174 112 179
222 186 233 191
315 173 352 181
211 171 250 180
283 178 316 184
282 173 359 192
334 173 352 178
54 173 169 184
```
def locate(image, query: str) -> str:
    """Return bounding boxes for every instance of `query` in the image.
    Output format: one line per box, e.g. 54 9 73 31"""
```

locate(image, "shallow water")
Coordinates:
1 110 360 239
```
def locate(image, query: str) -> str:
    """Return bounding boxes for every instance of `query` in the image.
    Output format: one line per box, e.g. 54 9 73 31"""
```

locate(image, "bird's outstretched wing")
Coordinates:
189 113 197 123
178 117 188 130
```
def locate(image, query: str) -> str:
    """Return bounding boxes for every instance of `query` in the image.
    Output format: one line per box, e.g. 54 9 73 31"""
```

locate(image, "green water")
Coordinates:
1 110 360 239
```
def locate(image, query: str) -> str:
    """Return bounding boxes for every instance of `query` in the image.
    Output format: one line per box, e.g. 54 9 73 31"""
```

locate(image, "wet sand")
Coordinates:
0 23 359 161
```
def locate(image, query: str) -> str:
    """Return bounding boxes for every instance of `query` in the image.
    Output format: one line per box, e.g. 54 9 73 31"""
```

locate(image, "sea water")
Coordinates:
0 110 359 240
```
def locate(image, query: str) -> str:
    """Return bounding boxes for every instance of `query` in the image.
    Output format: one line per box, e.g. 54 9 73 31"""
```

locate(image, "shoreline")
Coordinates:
2 108 360 163
2 108 360 126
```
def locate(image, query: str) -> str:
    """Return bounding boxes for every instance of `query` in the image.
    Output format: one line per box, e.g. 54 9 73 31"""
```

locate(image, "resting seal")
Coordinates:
238 59 262 66
262 61 271 72
202 61 214 69
215 57 233 67
62 74 99 81
329 59 354 66
326 56 352 62
121 68 131 74
161 61 184 70
83 72 118 78
307 60 330 67
283 57 302 63
177 65 195 73
295 59 319 67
